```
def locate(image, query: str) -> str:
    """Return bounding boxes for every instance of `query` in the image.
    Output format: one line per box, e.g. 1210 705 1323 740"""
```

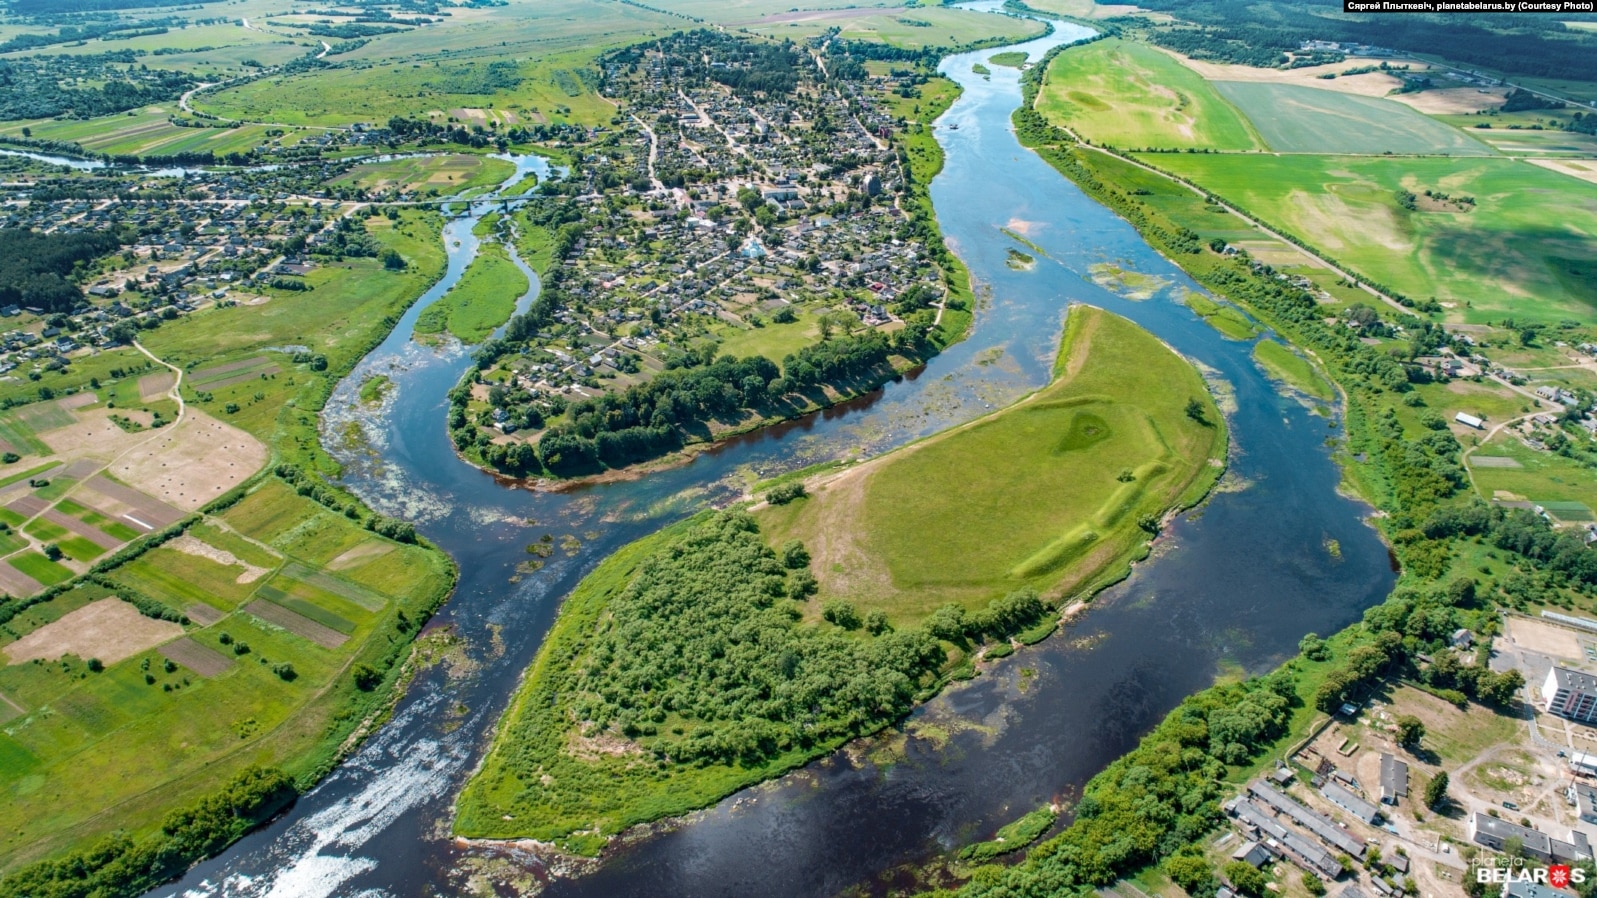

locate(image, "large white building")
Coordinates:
1545 666 1597 724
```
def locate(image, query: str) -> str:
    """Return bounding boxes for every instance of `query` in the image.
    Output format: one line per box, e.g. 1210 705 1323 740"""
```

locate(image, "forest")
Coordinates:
0 55 194 120
0 229 124 313
568 512 945 764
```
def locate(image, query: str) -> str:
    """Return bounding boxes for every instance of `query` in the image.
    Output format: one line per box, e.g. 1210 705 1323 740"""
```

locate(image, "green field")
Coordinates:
1149 153 1597 323
745 7 1047 51
1210 82 1495 156
330 154 514 197
1469 429 1597 513
1035 39 1262 151
9 552 72 586
0 108 310 160
756 306 1227 622
414 241 526 343
1252 339 1334 402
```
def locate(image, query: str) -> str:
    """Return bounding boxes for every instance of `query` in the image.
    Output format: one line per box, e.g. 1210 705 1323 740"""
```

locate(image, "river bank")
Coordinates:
453 304 1229 852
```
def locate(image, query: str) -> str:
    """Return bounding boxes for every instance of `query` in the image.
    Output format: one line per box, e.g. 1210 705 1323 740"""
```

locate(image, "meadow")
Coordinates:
413 241 526 343
1035 38 1262 151
1210 82 1495 156
1252 339 1335 402
755 306 1227 623
1469 430 1597 518
1147 153 1597 324
330 154 513 196
743 7 1047 51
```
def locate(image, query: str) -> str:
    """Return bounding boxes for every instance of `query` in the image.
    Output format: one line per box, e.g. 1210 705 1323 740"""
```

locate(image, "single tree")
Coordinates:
1222 860 1268 898
1424 770 1449 810
1396 714 1425 749
1184 398 1208 425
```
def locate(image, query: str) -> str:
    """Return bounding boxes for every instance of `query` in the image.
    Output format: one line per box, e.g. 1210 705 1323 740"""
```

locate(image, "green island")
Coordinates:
414 241 526 344
1252 339 1335 403
456 305 1226 845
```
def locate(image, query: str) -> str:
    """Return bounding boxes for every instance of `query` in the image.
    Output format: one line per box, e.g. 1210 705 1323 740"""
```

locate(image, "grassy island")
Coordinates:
454 306 1226 849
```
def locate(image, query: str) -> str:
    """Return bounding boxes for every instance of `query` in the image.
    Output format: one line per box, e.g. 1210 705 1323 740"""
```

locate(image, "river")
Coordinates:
152 8 1394 898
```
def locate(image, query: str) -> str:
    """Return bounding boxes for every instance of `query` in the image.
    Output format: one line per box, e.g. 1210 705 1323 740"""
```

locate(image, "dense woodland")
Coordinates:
0 229 124 313
0 54 194 120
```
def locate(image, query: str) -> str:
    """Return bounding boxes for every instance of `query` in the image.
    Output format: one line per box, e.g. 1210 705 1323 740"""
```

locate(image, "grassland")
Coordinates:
1252 339 1335 402
1209 82 1494 156
413 241 526 343
1035 39 1262 151
330 154 514 197
1468 428 1597 517
1148 153 1597 323
743 7 1047 51
0 108 313 160
755 306 1226 623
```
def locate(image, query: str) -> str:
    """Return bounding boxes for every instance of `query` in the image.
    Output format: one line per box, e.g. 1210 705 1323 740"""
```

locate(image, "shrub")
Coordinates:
766 481 806 505
822 599 861 630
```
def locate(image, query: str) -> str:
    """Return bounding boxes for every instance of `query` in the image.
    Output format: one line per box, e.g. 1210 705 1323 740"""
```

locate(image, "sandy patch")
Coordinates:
327 540 395 571
1171 51 1412 98
159 637 234 677
1390 86 1507 115
1005 218 1044 236
0 563 42 598
1506 614 1582 661
108 409 267 512
38 408 151 458
4 597 182 666
168 533 270 583
138 371 176 402
1528 158 1597 187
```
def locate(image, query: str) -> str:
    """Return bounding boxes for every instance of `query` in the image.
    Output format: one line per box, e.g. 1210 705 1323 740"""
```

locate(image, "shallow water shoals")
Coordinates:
151 16 1392 898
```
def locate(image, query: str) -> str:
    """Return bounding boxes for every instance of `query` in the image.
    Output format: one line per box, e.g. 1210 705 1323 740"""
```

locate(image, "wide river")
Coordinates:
153 8 1394 897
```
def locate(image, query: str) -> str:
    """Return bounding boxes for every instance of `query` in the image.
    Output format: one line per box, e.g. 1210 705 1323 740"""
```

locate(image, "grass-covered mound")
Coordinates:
756 306 1227 624
454 512 960 846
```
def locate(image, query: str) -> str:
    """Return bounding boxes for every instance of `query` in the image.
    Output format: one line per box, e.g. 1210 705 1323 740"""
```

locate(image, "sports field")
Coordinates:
1150 153 1597 323
1036 39 1262 151
1209 82 1495 156
755 306 1227 622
